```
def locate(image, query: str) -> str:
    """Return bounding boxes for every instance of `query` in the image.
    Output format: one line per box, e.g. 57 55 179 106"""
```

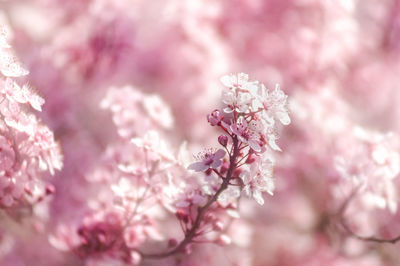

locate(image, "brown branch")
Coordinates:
338 187 400 244
139 136 240 260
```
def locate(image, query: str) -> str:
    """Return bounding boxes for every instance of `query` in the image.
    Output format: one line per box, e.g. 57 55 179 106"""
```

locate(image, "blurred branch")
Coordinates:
338 187 400 244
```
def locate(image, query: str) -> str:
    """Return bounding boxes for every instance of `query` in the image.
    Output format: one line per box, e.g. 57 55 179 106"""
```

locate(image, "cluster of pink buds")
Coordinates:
0 26 62 208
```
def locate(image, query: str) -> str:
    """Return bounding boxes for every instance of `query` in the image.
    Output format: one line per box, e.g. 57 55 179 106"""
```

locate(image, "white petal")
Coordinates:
268 135 282 151
220 74 236 88
253 190 264 205
249 140 261 152
276 111 290 125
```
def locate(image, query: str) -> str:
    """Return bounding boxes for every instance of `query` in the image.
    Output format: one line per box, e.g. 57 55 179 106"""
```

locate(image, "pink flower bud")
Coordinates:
218 135 228 147
45 184 56 195
213 220 224 231
168 238 178 247
245 154 256 164
205 168 213 175
207 109 223 126
130 251 141 265
203 212 216 223
176 210 189 223
184 244 192 254
215 234 231 246
233 168 242 177
220 162 229 174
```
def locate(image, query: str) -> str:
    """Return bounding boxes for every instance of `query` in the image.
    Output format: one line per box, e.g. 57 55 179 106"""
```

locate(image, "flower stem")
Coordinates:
139 136 240 260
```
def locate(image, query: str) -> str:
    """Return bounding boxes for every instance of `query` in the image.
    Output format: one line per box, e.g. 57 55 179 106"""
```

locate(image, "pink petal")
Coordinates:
188 162 208 172
214 149 226 160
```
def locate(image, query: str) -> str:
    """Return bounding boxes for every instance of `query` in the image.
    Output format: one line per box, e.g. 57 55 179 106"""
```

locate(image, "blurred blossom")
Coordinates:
0 0 398 265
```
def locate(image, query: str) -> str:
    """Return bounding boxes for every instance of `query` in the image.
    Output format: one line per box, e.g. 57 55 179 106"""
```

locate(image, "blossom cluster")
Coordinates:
2 1 400 265
0 26 62 208
50 86 187 264
48 73 290 264
190 73 290 205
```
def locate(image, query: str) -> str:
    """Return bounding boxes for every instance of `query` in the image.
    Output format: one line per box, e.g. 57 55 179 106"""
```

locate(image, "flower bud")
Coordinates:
218 135 228 147
207 109 223 126
212 220 224 231
215 234 231 246
45 184 56 195
205 168 213 176
168 238 178 247
233 168 242 177
203 212 216 223
220 162 229 174
184 244 192 254
245 154 256 164
176 210 189 223
130 251 141 265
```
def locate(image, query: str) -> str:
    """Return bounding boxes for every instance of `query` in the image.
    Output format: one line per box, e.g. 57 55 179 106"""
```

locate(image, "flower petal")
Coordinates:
188 162 208 172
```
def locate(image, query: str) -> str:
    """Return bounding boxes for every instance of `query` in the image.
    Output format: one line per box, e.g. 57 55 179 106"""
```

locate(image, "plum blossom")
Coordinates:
0 135 15 172
220 73 260 113
222 89 253 113
252 84 291 126
143 94 174 129
188 148 226 172
240 157 275 205
220 73 259 92
217 186 241 207
0 25 62 208
207 109 224 126
101 86 174 138
230 117 262 152
0 51 29 78
335 127 400 213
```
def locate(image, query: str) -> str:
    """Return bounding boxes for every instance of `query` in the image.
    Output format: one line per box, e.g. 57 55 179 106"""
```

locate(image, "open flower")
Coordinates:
220 73 258 92
240 157 275 205
230 117 262 152
222 90 253 113
188 149 226 172
255 84 290 126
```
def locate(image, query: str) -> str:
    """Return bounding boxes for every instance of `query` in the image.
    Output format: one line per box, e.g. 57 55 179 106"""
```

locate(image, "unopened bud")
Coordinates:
213 220 224 231
207 109 223 126
233 168 242 177
245 154 256 164
45 184 56 195
184 244 192 255
205 168 213 176
176 210 189 223
130 251 141 265
220 162 229 174
168 238 178 247
203 212 216 223
215 234 231 246
218 135 228 147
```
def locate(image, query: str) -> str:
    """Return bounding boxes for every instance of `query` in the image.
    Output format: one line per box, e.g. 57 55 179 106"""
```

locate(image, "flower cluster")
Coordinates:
335 127 400 213
189 73 290 205
100 86 174 138
50 85 185 265
0 26 62 208
49 74 290 264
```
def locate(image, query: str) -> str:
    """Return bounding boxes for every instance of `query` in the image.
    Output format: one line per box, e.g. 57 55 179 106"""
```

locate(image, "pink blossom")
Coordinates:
188 148 226 172
240 157 275 205
0 135 15 172
207 109 224 126
230 117 262 152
